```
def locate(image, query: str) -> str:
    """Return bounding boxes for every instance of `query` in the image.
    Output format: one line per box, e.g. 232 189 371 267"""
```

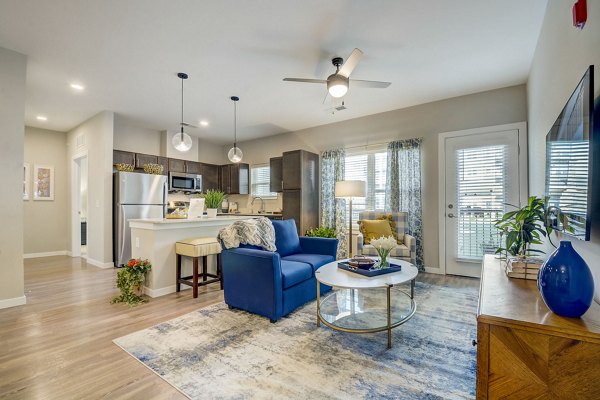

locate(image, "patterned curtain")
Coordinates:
385 138 424 270
321 149 347 259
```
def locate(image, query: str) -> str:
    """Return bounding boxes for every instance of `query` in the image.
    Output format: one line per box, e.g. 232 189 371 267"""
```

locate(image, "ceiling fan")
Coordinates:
172 72 195 152
283 48 391 99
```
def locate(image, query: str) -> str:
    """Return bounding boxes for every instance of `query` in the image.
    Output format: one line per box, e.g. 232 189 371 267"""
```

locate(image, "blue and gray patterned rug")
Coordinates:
114 280 478 399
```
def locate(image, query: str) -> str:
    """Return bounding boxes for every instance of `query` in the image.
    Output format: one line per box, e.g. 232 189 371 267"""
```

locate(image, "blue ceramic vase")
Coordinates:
538 241 594 318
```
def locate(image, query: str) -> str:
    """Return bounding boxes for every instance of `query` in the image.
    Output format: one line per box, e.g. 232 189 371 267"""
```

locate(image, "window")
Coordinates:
344 150 387 222
456 145 507 259
250 164 277 198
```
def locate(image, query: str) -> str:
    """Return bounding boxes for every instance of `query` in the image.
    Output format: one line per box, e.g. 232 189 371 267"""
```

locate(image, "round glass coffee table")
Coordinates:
315 258 418 349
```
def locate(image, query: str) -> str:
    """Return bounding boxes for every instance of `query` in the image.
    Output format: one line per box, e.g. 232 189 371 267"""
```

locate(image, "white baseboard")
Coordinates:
143 284 190 298
0 295 26 309
424 267 444 275
85 258 114 269
24 250 69 259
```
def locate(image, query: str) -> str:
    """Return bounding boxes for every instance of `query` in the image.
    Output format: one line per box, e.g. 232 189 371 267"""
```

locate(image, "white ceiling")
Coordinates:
0 0 548 144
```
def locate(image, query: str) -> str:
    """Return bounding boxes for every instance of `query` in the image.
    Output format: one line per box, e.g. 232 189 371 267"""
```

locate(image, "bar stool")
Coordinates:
175 237 223 298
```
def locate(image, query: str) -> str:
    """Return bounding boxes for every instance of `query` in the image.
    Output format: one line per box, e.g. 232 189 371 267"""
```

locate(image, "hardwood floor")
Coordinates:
0 256 479 399
0 256 223 399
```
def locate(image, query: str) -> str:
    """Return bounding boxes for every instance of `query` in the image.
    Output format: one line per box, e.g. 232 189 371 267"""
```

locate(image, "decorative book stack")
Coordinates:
504 257 543 280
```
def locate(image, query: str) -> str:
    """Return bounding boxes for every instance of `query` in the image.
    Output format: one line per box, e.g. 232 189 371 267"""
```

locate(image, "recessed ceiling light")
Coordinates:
36 115 48 121
199 120 209 127
70 83 85 91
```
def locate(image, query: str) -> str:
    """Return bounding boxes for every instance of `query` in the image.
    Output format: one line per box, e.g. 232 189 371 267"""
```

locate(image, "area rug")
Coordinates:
114 281 478 399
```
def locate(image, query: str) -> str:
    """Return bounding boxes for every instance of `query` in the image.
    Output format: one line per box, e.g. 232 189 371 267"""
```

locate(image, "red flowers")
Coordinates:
125 258 152 274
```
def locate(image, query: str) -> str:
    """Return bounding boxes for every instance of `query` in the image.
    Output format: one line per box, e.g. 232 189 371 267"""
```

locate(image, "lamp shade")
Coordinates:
335 180 366 198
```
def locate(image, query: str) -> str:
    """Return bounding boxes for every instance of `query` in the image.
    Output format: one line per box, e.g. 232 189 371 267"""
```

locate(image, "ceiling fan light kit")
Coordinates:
173 72 193 152
228 96 243 163
283 48 390 101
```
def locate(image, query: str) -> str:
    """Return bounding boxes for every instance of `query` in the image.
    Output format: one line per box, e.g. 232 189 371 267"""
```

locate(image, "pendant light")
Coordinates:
228 96 243 163
172 72 193 152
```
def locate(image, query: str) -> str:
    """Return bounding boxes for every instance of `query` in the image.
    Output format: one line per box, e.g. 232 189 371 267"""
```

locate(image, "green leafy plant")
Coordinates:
202 189 226 209
111 258 152 306
305 226 336 238
494 196 570 258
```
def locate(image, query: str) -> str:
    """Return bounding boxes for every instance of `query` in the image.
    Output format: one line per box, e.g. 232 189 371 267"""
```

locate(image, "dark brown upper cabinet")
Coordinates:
113 150 135 166
168 158 186 173
270 157 283 193
135 153 158 169
200 163 220 192
156 157 169 175
220 163 249 194
185 161 201 174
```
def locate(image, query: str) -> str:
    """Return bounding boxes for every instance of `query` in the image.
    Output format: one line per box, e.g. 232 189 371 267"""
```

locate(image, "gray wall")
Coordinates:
527 0 600 301
0 47 26 308
24 127 69 255
67 111 114 267
229 84 528 270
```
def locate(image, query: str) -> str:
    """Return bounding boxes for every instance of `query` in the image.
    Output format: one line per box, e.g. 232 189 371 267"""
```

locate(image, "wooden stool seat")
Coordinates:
175 237 223 298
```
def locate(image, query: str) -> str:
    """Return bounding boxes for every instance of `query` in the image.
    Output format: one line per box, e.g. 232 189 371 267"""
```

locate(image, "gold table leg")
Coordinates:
387 284 392 349
316 279 321 327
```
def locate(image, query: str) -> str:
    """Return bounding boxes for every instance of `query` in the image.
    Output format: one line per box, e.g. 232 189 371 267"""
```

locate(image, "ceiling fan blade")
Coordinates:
283 78 328 84
338 48 364 77
181 122 199 129
350 79 391 88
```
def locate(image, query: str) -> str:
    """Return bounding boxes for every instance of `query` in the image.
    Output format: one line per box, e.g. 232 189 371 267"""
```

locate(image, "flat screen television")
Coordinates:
544 65 595 241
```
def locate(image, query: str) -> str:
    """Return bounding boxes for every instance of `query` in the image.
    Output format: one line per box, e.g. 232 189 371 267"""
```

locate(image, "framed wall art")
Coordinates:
33 164 54 201
23 163 30 200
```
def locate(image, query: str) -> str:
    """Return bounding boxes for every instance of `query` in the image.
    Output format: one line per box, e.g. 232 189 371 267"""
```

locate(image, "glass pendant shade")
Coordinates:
228 96 243 163
172 131 192 152
228 146 243 163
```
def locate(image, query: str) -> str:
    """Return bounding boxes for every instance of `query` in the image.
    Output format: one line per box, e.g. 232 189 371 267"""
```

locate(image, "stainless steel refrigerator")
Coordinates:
113 171 167 267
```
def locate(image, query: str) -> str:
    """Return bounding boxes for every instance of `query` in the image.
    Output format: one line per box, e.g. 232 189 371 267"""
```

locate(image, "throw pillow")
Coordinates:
358 219 394 245
377 214 403 245
272 219 302 257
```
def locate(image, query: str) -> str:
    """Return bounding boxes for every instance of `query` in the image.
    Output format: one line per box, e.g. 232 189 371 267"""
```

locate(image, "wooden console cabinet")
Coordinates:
477 255 600 399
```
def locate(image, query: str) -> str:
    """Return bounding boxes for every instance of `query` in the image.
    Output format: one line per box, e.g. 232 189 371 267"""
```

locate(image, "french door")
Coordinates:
442 127 523 277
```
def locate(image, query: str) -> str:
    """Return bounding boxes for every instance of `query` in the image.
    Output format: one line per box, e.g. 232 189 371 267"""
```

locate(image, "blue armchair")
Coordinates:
221 219 338 322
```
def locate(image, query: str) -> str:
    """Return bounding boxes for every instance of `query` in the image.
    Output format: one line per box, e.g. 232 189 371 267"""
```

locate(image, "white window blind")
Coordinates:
344 151 387 222
545 140 589 234
456 145 507 260
250 165 277 198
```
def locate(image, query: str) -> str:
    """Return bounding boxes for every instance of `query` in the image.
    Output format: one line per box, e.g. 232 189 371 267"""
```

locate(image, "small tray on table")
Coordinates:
338 260 402 277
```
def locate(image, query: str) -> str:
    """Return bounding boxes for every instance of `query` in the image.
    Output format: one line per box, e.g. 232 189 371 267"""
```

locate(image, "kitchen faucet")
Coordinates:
251 196 265 213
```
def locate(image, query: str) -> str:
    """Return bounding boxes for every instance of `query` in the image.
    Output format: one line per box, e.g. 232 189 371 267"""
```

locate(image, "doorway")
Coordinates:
438 123 527 277
71 153 88 258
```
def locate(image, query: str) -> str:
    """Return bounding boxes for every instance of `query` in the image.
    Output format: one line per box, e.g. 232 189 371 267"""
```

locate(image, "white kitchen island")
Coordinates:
129 216 251 297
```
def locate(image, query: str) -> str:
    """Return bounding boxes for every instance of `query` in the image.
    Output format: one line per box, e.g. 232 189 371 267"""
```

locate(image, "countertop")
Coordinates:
129 215 249 230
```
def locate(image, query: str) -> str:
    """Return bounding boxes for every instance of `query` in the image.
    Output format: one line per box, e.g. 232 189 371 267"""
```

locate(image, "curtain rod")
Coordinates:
342 141 389 151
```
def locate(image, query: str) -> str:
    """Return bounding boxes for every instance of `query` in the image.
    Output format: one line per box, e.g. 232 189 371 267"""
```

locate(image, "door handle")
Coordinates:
448 213 455 218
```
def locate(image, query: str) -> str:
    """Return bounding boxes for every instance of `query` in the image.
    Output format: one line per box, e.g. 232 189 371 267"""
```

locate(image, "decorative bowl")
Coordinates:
347 257 376 269
143 163 164 175
115 163 134 172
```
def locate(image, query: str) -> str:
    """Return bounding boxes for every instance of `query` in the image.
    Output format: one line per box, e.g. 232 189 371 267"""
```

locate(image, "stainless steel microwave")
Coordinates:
169 172 202 193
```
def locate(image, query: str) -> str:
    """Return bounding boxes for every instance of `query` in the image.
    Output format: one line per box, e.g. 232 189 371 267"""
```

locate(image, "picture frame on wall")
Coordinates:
23 163 30 200
33 164 54 201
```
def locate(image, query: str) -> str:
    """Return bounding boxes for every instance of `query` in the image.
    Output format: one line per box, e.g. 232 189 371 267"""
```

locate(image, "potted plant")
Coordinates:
202 189 226 218
305 226 336 238
494 196 570 276
111 258 152 306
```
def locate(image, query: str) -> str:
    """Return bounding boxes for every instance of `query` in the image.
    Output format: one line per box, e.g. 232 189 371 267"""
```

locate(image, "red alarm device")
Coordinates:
573 0 587 29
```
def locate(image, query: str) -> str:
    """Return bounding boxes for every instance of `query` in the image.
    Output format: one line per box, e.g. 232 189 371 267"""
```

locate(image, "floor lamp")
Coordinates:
335 180 366 257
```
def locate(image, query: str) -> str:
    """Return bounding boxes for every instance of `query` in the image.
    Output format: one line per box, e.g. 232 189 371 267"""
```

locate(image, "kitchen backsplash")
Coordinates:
166 192 282 214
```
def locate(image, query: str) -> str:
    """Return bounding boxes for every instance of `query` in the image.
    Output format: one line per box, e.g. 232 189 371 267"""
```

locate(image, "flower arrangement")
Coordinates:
370 235 397 269
111 258 152 306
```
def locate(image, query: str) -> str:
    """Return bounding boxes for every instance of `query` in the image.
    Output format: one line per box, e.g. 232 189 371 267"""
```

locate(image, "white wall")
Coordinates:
0 47 26 308
527 0 600 301
24 127 69 255
113 114 162 155
229 85 528 269
67 111 114 267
